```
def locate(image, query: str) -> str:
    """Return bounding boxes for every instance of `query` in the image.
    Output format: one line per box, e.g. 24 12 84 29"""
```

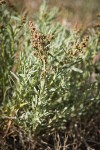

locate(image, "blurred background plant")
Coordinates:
0 0 100 149
6 0 100 25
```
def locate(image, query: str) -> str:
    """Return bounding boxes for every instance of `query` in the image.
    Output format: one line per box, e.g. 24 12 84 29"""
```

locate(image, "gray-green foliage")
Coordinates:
0 1 100 135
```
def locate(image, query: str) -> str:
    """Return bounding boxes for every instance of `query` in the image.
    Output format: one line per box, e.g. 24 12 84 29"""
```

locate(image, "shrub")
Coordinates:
0 1 100 149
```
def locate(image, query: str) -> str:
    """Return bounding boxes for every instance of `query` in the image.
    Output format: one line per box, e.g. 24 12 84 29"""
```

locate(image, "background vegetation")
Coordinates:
0 0 100 149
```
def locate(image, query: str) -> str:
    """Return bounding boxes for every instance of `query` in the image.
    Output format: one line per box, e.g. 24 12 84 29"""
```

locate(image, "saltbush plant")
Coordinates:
0 0 100 149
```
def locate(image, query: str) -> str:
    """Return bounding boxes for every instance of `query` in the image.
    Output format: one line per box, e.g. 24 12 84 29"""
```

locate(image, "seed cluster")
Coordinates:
29 21 46 52
93 13 100 36
0 0 6 5
29 20 54 61
18 11 28 28
0 0 16 11
21 12 27 24
75 35 89 56
76 36 89 49
67 35 89 60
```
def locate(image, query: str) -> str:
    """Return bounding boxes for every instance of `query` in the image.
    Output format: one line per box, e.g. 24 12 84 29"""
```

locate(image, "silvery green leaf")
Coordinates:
72 67 83 73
